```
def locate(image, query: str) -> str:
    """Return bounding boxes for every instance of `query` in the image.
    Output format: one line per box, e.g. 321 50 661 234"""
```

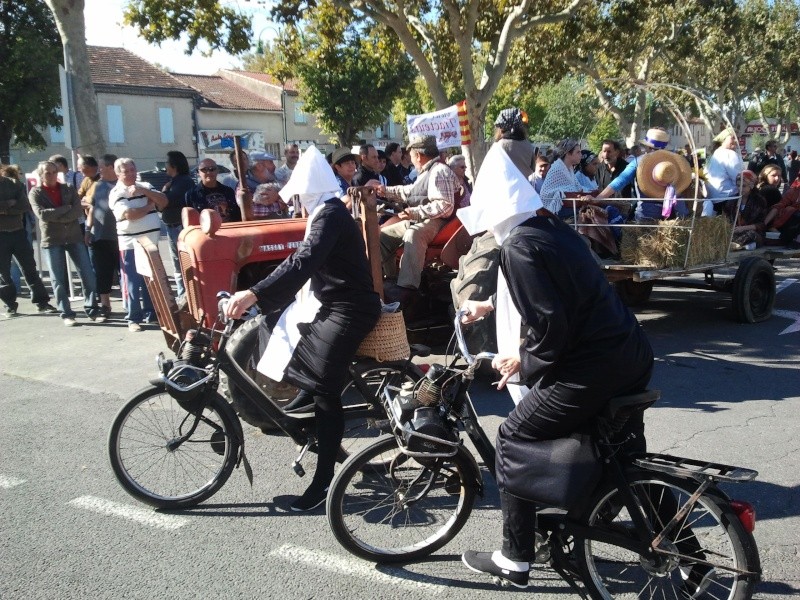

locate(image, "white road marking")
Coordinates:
0 475 26 489
774 309 800 335
777 278 798 294
269 544 443 593
68 495 190 530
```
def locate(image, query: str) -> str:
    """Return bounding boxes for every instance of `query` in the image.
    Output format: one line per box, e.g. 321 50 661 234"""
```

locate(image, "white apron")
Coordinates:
496 270 531 405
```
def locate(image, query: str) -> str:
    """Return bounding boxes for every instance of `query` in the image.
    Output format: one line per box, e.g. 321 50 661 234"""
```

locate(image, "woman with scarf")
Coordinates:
456 144 654 590
539 138 584 219
493 107 534 179
224 146 381 511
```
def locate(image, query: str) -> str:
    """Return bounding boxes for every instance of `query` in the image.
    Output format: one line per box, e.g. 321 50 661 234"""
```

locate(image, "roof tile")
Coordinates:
173 73 281 111
88 46 194 93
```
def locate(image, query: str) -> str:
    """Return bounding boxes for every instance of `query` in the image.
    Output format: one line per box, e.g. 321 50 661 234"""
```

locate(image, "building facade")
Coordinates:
9 46 405 175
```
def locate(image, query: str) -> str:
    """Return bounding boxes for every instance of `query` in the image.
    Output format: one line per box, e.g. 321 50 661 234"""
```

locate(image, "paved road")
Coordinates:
1 259 798 599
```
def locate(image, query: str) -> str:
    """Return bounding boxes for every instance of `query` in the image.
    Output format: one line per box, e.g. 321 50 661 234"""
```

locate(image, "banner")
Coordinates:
742 120 800 135
407 105 464 149
198 130 266 151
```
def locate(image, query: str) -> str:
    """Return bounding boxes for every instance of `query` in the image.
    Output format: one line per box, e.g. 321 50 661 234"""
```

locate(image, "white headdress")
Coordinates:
279 145 341 214
457 144 543 244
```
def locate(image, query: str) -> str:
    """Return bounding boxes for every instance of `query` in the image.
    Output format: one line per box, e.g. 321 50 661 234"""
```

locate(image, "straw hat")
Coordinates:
640 128 670 150
636 150 693 198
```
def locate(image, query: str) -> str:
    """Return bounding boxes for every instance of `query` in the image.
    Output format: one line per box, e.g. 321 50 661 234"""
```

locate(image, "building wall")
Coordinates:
97 92 196 170
9 91 196 174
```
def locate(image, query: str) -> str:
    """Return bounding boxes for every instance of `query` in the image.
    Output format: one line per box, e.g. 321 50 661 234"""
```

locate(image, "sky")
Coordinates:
83 0 275 74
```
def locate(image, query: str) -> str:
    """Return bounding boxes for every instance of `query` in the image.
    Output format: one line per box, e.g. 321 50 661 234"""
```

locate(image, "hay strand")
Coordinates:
619 216 731 268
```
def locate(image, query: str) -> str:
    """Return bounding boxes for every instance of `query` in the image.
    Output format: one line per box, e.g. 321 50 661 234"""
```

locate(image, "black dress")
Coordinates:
249 197 381 396
494 215 654 562
497 215 653 460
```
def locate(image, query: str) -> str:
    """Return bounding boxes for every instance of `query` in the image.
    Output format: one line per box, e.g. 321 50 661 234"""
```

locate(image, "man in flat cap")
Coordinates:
371 134 457 306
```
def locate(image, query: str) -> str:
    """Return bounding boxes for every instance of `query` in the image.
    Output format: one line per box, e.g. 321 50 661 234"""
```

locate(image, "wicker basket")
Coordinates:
357 311 410 361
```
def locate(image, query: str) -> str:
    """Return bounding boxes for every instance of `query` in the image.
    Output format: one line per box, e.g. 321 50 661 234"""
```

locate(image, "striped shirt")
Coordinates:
109 181 162 250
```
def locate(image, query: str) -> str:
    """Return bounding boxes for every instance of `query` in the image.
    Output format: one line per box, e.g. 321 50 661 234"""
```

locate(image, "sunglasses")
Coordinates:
199 167 218 173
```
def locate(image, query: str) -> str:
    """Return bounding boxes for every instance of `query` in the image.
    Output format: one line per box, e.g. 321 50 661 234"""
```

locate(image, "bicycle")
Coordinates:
107 291 425 509
326 310 762 599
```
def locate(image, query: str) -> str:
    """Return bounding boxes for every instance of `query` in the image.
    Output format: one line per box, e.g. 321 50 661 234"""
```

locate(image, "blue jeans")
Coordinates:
165 223 185 297
0 228 50 309
45 242 98 319
120 248 154 324
10 218 34 293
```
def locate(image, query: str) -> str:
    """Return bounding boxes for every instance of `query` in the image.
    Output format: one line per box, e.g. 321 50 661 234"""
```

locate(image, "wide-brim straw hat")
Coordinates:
640 128 671 150
637 150 693 198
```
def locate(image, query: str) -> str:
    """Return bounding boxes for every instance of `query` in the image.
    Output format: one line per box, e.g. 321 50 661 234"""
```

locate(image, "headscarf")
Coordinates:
579 150 598 171
279 145 341 214
457 143 542 244
494 107 528 141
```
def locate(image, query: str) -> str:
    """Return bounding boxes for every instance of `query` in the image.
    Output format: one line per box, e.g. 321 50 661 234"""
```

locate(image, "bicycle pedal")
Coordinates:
492 576 511 588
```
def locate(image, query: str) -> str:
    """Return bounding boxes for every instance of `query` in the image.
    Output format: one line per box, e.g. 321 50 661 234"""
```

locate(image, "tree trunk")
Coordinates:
44 0 105 159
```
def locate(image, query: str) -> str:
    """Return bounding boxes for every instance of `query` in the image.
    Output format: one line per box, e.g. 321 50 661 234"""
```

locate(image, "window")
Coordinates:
294 102 307 124
159 107 175 144
107 105 124 144
50 107 65 144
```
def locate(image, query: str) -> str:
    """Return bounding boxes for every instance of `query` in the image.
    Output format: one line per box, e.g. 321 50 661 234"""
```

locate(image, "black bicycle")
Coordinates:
326 311 762 599
107 292 424 509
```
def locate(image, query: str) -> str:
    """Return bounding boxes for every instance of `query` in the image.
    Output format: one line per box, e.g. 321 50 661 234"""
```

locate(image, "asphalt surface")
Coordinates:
1 258 799 599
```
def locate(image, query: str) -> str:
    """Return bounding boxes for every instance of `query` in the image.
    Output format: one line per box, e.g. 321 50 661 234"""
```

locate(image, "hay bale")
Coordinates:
619 216 731 269
686 215 731 265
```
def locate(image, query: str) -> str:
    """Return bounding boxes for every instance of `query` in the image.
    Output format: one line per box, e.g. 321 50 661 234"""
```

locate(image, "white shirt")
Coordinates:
109 181 162 250
705 147 743 200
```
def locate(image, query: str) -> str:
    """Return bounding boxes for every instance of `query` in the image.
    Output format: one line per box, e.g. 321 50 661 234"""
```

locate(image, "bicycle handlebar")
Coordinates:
216 291 258 334
454 308 496 367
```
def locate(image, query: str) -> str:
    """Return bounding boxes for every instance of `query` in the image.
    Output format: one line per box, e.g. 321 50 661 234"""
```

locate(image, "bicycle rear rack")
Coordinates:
635 453 758 483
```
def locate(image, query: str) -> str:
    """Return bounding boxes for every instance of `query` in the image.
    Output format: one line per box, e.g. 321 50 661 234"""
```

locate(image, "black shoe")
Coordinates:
290 481 329 512
37 303 58 314
5 302 19 317
680 563 716 599
283 394 316 414
462 551 529 589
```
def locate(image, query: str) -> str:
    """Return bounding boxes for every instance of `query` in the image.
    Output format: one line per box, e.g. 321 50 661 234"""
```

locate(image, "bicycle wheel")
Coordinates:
327 436 478 563
575 472 759 600
108 385 242 509
339 360 424 458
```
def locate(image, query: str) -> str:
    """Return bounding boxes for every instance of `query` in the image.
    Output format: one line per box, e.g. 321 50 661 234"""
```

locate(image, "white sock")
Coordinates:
491 550 529 572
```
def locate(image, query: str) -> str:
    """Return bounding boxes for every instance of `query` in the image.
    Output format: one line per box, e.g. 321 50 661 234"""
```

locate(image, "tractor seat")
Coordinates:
430 217 463 247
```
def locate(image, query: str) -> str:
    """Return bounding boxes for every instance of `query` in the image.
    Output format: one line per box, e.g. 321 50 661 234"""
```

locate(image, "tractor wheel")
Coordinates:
450 231 500 355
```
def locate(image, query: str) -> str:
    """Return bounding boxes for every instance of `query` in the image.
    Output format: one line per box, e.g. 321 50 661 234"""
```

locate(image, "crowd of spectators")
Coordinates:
4 116 800 327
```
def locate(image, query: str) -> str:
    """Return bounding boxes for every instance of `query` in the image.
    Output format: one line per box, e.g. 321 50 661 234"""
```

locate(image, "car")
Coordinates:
137 164 233 191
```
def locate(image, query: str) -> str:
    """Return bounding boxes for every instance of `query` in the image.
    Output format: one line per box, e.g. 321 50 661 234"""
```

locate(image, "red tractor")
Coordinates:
138 190 487 431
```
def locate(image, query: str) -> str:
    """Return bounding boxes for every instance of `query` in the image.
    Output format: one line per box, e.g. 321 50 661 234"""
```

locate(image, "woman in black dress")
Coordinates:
225 147 380 511
456 144 655 589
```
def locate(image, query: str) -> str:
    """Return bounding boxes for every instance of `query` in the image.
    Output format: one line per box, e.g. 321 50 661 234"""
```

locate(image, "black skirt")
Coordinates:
284 302 380 396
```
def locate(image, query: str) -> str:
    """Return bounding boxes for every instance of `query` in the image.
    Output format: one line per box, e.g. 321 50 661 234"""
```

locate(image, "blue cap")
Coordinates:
250 151 276 161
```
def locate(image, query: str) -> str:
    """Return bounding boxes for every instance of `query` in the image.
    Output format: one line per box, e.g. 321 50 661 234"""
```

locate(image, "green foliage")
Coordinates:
0 0 62 160
123 0 253 55
530 76 598 142
587 113 621 153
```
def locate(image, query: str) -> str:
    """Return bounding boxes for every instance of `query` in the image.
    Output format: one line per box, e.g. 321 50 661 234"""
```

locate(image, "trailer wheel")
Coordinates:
732 257 775 323
613 280 654 307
